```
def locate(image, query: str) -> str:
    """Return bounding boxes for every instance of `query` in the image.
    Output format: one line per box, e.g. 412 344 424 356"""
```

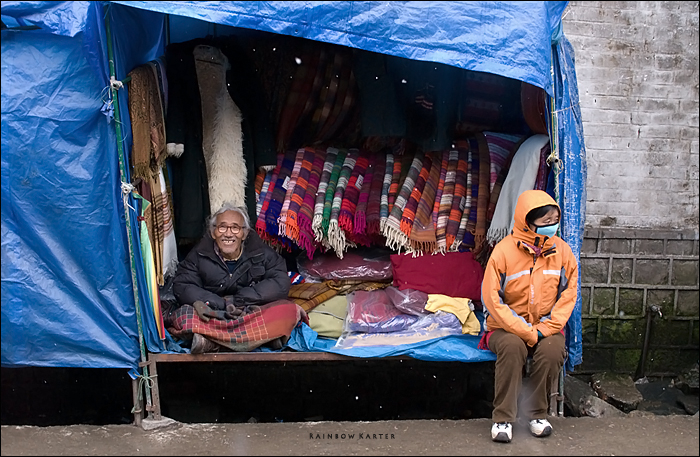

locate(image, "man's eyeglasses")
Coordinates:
216 224 243 235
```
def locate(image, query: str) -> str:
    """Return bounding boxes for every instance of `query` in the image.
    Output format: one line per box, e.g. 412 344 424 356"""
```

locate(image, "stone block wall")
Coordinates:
579 228 699 376
562 1 699 230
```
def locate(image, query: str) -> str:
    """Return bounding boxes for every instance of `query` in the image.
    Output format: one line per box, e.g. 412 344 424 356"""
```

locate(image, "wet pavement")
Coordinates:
2 414 698 456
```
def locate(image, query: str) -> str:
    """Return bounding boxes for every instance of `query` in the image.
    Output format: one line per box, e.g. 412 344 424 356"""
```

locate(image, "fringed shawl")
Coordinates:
320 148 348 240
473 133 492 254
285 147 315 242
446 144 469 250
387 151 403 215
339 150 369 233
452 148 473 251
298 148 326 258
463 138 480 249
409 151 441 254
312 147 339 242
255 154 283 237
383 149 424 251
432 151 449 233
483 132 524 193
400 153 433 239
265 149 296 238
327 148 359 256
278 148 306 238
365 151 387 237
435 150 458 253
379 152 394 233
354 152 376 236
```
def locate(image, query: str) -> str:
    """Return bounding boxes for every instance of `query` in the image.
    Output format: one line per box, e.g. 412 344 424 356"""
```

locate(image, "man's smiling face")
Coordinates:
212 210 247 260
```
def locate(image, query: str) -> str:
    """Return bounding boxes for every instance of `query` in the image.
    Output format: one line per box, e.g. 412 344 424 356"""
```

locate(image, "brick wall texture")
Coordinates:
563 1 699 230
579 228 698 375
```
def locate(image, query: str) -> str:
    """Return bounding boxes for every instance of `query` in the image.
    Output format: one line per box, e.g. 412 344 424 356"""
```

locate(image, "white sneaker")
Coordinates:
529 418 552 437
491 422 512 443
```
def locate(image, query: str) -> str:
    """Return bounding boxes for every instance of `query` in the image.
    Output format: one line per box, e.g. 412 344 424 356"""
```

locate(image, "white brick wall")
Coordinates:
563 1 699 230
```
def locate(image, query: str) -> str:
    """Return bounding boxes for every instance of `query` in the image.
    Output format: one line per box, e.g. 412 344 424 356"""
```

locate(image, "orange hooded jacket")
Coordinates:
481 190 578 347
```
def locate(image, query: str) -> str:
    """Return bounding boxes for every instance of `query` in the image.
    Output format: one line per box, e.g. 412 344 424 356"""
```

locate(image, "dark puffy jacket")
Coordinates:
173 230 290 310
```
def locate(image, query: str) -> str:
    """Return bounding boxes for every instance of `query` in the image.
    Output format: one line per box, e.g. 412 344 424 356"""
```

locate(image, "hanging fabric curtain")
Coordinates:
134 193 166 341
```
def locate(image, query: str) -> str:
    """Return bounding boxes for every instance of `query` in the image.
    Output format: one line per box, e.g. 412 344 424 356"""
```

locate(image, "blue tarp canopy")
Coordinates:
1 1 585 370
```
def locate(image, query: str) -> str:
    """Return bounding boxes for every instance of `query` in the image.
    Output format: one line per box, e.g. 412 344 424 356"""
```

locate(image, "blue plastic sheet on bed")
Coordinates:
286 323 497 363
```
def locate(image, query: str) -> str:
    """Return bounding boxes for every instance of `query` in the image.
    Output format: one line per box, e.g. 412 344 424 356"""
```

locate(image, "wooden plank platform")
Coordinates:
148 351 411 363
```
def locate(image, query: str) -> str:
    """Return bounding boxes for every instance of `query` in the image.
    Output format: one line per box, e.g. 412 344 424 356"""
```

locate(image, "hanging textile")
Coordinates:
285 147 316 242
134 194 166 341
298 148 327 258
126 64 166 181
193 44 246 212
312 147 339 242
409 151 443 253
278 148 306 239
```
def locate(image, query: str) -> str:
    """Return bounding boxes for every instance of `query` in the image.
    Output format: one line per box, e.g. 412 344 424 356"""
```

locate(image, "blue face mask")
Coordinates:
534 222 559 238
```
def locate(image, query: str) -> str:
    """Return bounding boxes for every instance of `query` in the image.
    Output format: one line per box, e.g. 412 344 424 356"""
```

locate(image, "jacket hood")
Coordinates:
512 190 561 247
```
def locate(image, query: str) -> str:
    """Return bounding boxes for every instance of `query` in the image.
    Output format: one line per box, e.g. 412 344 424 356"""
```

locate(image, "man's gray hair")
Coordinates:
208 202 251 234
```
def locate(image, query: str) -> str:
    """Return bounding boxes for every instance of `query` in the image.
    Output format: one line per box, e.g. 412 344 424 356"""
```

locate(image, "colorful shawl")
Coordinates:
473 133 492 254
327 148 359 255
298 148 326 257
483 132 524 193
432 150 449 232
452 149 473 252
409 151 441 254
320 148 348 240
462 138 480 249
383 149 424 251
365 151 387 237
168 301 305 352
285 147 315 242
255 154 283 237
265 149 296 238
379 152 395 233
387 152 403 215
435 149 458 253
278 148 306 238
256 168 272 218
254 167 266 199
354 152 375 235
339 150 369 233
487 136 527 223
400 153 432 238
312 147 339 242
446 143 469 250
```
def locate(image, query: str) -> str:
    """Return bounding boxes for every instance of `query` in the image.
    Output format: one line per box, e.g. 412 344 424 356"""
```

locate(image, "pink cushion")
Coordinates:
390 251 484 300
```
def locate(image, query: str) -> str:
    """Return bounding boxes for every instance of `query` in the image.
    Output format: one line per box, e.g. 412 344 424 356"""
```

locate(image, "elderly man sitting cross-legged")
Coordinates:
167 202 307 353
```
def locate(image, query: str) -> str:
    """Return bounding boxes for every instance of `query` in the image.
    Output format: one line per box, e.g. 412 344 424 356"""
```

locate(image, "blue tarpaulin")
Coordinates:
1 1 584 369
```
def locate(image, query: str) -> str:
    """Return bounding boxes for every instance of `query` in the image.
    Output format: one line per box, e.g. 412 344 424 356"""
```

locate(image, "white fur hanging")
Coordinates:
194 45 247 213
208 82 246 212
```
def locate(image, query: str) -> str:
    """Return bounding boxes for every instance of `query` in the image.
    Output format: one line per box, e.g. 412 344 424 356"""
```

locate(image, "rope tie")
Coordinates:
130 372 158 414
121 181 136 212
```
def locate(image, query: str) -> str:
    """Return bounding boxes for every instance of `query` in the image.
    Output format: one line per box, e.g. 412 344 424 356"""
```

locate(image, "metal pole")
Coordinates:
103 3 153 417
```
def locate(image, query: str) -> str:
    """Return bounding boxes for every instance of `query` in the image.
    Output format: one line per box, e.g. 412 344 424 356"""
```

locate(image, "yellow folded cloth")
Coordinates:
425 294 481 335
